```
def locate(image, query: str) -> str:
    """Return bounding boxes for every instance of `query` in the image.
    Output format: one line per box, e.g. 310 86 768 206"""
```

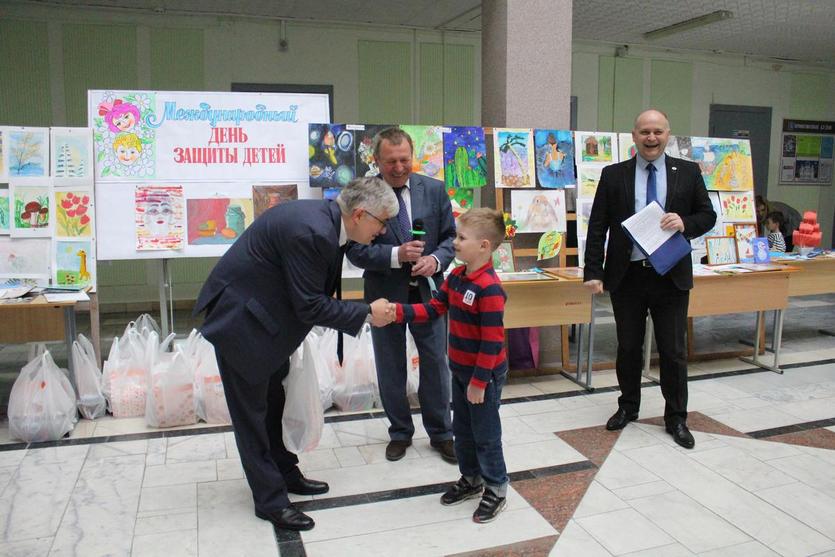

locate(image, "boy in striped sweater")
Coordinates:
391 207 509 523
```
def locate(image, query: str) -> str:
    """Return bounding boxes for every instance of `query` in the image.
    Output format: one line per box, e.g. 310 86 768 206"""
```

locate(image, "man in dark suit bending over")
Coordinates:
583 109 716 449
194 177 399 531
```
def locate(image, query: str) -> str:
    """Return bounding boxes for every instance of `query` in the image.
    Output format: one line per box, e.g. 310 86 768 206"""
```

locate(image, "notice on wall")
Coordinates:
779 119 834 185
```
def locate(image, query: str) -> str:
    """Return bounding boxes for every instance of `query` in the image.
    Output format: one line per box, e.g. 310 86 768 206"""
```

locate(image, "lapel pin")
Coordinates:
671 166 677 170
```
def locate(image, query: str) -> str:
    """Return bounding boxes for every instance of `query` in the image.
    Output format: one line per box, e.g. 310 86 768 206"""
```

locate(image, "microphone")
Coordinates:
410 218 438 296
411 218 426 237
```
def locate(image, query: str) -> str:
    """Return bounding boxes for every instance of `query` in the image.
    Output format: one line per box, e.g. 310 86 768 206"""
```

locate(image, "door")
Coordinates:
709 104 772 198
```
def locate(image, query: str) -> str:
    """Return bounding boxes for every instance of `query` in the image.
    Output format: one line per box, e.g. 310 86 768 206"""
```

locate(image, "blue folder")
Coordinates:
622 225 692 276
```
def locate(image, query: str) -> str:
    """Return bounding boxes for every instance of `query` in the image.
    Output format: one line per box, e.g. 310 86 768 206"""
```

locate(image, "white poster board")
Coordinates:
88 90 330 260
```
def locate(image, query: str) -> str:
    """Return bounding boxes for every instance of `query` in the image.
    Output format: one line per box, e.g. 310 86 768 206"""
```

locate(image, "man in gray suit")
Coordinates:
347 127 457 463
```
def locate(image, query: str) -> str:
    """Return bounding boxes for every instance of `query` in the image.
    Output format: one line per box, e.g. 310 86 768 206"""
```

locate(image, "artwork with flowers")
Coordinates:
719 191 755 222
0 188 9 234
55 190 93 237
492 241 515 272
400 125 444 181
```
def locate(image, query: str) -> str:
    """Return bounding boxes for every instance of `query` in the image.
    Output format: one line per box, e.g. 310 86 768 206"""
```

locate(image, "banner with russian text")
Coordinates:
88 90 329 260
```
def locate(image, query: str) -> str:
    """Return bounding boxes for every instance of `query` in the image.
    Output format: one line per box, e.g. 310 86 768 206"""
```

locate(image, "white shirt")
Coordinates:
386 179 440 273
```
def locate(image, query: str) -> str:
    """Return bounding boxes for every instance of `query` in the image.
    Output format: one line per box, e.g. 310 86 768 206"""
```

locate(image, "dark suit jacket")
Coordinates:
194 200 367 385
584 155 716 292
346 174 456 303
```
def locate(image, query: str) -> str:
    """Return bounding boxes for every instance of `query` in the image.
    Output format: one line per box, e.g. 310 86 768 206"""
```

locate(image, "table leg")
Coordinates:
740 310 783 374
64 305 78 391
642 316 655 381
89 291 102 368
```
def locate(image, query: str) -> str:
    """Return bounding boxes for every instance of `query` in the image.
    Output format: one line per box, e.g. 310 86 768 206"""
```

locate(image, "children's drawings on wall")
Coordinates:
443 126 487 189
719 191 755 222
692 191 724 250
6 128 48 179
53 239 94 288
10 183 51 237
493 128 535 188
51 128 94 184
492 242 515 272
668 136 753 191
534 129 575 188
252 184 298 218
510 189 566 233
400 125 444 182
135 185 184 251
618 132 637 162
308 124 355 188
93 92 156 179
55 190 93 237
0 129 6 181
354 124 391 179
576 198 594 240
0 189 9 234
187 197 254 245
578 132 614 163
0 237 51 279
578 167 602 199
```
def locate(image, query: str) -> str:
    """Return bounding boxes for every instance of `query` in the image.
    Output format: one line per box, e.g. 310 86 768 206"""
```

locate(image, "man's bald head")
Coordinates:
632 109 671 162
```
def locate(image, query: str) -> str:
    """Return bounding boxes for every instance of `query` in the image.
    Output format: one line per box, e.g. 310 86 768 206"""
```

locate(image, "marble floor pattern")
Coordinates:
0 345 833 555
0 294 833 555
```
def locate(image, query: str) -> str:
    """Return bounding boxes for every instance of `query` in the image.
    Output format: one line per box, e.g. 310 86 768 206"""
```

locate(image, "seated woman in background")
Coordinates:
765 211 786 252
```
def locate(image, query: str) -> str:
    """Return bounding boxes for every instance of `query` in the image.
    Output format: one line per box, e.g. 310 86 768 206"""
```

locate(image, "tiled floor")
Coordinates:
0 294 834 555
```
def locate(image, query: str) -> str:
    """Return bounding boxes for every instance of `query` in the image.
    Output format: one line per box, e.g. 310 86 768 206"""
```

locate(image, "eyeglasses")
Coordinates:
364 209 387 230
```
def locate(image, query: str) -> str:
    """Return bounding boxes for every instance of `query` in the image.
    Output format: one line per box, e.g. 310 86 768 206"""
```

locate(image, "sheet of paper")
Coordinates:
0 285 34 299
621 201 674 255
44 291 89 302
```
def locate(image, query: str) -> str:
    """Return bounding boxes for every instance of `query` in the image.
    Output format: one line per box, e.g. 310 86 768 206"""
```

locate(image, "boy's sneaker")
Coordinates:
441 477 484 506
473 490 506 523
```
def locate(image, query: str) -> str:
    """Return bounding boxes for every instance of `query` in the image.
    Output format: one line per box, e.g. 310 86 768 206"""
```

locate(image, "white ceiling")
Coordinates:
15 0 835 67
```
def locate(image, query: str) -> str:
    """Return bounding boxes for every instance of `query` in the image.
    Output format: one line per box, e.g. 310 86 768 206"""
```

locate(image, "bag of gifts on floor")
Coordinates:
282 338 324 452
146 348 197 428
308 328 334 411
8 347 77 442
192 334 231 424
332 324 379 412
405 329 420 407
71 334 106 419
102 329 155 417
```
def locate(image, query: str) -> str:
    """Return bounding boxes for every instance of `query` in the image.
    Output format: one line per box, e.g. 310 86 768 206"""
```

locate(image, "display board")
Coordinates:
88 90 330 261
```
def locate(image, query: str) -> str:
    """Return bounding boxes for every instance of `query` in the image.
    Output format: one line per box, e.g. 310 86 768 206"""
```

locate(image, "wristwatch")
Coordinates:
364 304 373 324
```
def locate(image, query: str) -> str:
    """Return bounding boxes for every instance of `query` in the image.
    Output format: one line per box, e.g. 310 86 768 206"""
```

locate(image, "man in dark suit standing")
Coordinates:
584 109 716 449
347 128 457 463
194 177 398 531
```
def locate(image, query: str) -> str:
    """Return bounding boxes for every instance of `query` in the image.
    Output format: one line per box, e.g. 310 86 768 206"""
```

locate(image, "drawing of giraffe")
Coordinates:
77 249 91 281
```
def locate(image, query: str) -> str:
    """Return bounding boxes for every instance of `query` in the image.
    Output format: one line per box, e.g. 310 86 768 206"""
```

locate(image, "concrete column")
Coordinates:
481 0 573 128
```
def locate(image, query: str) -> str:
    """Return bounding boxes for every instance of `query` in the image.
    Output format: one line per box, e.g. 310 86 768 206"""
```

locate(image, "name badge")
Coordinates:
463 290 476 306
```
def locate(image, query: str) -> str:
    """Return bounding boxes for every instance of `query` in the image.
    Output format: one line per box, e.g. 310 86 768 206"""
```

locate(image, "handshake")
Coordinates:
368 298 398 327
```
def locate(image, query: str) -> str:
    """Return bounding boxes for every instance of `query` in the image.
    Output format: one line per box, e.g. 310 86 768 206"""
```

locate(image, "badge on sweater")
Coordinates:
463 290 476 306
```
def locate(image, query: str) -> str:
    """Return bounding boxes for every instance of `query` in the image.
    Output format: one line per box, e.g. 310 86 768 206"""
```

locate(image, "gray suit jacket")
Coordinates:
346 173 456 303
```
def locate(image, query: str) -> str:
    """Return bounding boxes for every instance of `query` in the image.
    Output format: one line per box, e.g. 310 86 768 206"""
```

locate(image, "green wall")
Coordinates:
0 20 52 126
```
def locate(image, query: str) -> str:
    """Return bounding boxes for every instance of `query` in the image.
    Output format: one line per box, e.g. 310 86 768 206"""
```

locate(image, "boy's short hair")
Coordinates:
765 211 785 226
457 207 506 251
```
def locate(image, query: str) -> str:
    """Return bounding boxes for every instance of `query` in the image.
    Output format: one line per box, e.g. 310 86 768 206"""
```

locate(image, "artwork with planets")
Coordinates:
510 189 566 233
354 124 392 179
308 123 355 188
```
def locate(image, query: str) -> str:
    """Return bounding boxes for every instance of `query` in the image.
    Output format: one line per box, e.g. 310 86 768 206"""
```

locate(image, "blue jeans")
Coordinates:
451 370 508 491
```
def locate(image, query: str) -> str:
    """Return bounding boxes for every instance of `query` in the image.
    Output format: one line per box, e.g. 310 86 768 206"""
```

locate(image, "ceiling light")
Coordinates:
643 10 733 41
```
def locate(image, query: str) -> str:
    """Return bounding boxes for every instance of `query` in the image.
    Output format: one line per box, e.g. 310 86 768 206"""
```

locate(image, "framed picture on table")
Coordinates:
705 236 739 265
733 223 758 262
492 241 515 272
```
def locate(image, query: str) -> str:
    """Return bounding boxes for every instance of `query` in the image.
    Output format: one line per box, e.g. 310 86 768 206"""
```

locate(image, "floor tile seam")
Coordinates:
301 506 548 547
291 460 594 513
743 479 835 548
574 508 677 554
747 417 835 438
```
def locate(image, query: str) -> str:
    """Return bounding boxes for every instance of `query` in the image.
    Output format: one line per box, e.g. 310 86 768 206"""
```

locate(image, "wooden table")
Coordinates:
775 255 835 337
643 269 796 378
0 296 79 381
344 272 598 389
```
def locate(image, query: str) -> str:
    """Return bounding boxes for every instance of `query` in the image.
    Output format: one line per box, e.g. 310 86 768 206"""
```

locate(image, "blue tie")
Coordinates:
646 163 657 206
394 187 412 241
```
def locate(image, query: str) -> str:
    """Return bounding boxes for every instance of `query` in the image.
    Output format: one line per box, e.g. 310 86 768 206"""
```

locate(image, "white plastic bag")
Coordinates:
193 335 231 424
308 328 334 411
282 339 324 452
72 334 106 419
332 324 379 412
405 329 421 406
8 349 77 442
102 329 152 417
146 349 197 428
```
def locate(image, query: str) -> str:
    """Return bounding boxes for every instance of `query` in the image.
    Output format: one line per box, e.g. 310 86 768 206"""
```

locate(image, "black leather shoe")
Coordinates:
606 408 639 431
286 476 329 495
666 423 695 449
255 505 315 531
430 439 458 464
386 439 412 461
